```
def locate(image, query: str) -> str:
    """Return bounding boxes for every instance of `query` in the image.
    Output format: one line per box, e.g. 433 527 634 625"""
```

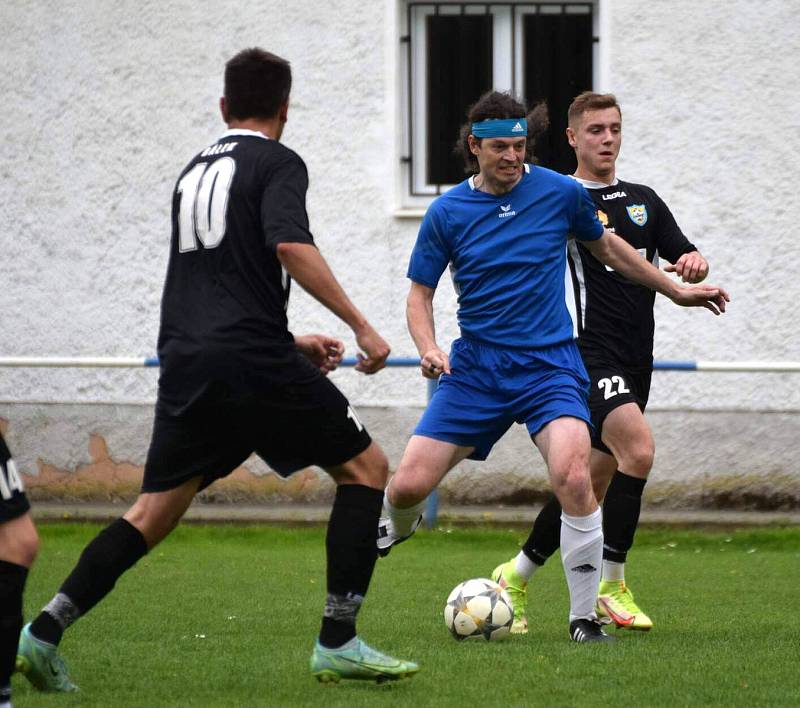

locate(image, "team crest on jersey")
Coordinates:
596 209 609 227
626 204 648 226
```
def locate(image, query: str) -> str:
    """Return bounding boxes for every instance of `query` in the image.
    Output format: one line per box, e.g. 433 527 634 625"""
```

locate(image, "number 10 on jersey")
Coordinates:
177 158 236 252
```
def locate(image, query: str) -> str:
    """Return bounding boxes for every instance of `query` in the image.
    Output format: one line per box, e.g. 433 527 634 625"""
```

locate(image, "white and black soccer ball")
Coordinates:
443 577 514 641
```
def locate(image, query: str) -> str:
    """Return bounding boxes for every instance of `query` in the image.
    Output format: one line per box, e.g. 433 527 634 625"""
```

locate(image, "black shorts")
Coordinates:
0 432 31 523
142 370 372 493
585 361 652 455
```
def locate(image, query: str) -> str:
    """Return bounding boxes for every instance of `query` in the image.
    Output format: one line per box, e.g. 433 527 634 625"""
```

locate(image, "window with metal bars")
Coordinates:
401 2 595 201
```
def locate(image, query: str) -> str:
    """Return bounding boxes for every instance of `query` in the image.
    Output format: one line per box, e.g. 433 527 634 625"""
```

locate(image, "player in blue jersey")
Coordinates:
377 91 729 643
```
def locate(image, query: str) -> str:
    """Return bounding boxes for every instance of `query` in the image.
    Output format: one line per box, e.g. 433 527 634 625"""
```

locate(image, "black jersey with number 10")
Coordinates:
567 178 696 367
156 129 317 414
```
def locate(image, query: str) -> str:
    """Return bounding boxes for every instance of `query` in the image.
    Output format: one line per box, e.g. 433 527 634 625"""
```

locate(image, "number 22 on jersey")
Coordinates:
598 375 630 400
177 158 236 252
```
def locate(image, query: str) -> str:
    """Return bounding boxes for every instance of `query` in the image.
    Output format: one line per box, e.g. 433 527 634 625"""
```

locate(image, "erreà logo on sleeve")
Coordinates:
498 204 516 219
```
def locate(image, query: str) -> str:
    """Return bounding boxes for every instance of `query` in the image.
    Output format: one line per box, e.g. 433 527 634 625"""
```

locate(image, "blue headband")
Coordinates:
471 118 527 138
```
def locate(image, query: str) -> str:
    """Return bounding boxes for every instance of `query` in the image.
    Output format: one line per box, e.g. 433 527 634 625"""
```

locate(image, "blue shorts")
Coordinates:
414 337 591 460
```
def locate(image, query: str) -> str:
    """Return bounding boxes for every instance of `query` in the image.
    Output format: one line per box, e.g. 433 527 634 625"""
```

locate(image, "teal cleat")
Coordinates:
15 623 78 692
310 636 419 684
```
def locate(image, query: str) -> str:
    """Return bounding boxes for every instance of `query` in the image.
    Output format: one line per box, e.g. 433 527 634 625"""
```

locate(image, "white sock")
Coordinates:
384 492 425 538
602 559 625 582
560 508 603 622
514 550 539 581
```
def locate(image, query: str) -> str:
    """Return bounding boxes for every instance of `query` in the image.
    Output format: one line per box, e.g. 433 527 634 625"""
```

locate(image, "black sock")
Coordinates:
319 484 383 649
602 470 647 563
522 495 563 566
0 560 27 693
31 518 147 645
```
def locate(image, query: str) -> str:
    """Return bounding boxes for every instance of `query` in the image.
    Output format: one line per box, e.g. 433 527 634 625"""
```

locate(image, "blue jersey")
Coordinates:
408 165 604 348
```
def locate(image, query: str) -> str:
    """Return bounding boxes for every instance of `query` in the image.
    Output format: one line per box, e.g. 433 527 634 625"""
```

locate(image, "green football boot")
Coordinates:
596 580 653 631
491 559 528 634
15 623 78 692
310 637 419 684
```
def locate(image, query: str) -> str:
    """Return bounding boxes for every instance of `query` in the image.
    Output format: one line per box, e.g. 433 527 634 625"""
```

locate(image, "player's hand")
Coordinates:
420 348 451 379
664 252 709 283
295 334 344 375
354 325 391 374
670 284 730 315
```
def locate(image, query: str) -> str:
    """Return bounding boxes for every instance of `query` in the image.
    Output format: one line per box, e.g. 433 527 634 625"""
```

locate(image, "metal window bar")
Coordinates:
403 2 594 196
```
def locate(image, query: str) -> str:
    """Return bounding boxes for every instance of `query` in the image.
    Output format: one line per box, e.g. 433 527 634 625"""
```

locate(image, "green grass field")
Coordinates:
12 523 800 707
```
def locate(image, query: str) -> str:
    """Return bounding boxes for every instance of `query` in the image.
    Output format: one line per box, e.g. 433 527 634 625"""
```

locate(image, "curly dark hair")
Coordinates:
455 91 550 174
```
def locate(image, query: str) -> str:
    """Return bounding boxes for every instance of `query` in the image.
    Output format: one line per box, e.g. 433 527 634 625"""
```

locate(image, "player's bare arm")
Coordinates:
294 334 344 374
276 242 390 373
664 251 709 284
407 281 450 379
584 230 730 315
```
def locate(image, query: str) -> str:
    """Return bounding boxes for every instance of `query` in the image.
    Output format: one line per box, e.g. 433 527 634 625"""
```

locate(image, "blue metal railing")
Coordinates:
2 356 799 372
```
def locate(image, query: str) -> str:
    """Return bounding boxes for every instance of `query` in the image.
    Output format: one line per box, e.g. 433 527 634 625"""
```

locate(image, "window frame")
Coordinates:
398 1 600 210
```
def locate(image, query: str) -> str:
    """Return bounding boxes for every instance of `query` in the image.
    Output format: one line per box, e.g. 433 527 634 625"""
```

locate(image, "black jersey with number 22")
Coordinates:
567 179 696 366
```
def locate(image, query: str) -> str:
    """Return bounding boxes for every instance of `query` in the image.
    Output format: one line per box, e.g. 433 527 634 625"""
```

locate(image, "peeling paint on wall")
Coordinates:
3 404 798 510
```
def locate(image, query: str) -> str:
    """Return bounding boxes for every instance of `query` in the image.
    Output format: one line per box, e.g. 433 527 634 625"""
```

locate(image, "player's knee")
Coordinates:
562 467 592 499
0 516 40 567
551 460 593 510
374 448 390 486
124 501 180 549
619 441 655 476
357 447 390 488
335 443 389 489
387 469 427 508
22 527 39 566
14 525 40 567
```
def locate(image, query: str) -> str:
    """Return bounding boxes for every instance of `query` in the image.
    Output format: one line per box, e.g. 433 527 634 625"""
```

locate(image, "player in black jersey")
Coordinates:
491 92 721 634
0 431 40 705
17 48 417 691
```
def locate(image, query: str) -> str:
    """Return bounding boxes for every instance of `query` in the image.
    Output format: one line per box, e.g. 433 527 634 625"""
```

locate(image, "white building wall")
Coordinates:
603 0 800 412
1 0 798 505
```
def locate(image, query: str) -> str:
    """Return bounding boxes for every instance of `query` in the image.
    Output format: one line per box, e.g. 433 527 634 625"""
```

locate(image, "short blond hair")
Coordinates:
567 91 621 127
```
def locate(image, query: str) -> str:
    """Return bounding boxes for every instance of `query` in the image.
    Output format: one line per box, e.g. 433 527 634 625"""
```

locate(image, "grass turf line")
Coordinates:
13 523 800 707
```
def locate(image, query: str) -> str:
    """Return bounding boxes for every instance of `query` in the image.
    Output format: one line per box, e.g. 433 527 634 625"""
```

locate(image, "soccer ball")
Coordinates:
444 577 514 641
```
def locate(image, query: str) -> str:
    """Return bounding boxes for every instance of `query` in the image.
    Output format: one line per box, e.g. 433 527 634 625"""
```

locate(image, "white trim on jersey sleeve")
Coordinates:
563 257 579 339
567 240 588 334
